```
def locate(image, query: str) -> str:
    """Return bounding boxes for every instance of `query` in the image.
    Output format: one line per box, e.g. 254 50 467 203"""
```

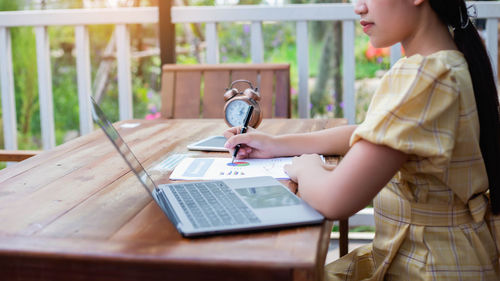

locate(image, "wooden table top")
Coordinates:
0 118 346 281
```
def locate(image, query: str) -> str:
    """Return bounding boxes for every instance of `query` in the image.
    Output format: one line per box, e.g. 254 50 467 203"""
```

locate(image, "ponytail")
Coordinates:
430 0 500 214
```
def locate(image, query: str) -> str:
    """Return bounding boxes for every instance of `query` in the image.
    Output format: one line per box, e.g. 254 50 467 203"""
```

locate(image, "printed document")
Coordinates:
169 157 293 180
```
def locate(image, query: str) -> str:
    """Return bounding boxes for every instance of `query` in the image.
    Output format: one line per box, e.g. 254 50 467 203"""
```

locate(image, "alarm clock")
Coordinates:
223 80 263 128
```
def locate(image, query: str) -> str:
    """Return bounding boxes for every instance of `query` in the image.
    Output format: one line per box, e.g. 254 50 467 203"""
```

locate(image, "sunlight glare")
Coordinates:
106 0 120 7
83 0 122 8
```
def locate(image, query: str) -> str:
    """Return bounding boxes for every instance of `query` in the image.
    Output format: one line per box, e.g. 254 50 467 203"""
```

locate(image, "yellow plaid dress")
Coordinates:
325 50 500 281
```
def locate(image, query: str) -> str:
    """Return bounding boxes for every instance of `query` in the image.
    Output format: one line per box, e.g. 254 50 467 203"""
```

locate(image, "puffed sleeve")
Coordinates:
350 55 460 169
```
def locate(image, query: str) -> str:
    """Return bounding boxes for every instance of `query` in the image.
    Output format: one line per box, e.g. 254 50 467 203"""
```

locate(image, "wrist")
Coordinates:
272 135 294 157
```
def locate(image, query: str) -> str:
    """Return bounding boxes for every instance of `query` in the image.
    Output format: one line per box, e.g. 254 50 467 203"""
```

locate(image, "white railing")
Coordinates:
0 7 158 150
172 2 500 120
0 2 499 152
172 4 359 122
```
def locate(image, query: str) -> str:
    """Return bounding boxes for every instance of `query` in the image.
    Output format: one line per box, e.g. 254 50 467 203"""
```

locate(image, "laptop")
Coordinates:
90 97 324 237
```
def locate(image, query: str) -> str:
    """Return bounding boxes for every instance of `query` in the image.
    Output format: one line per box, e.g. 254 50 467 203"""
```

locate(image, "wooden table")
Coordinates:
0 118 346 281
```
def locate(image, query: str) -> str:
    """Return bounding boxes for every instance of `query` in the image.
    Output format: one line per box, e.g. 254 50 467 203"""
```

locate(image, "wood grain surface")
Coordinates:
0 118 346 281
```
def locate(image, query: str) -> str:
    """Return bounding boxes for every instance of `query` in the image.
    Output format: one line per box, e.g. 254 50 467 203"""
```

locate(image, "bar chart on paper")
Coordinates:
169 157 293 180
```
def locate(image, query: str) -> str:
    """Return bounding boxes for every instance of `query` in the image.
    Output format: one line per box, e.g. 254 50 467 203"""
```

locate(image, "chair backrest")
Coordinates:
160 63 291 119
0 150 40 162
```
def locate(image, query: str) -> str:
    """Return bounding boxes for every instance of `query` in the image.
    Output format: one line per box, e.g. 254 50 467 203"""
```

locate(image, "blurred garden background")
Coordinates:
0 0 399 153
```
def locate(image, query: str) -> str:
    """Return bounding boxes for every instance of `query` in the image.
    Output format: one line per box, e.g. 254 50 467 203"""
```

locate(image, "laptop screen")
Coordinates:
90 97 157 195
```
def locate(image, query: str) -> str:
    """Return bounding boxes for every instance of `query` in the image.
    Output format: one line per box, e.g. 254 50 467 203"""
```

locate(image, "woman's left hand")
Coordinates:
284 154 325 182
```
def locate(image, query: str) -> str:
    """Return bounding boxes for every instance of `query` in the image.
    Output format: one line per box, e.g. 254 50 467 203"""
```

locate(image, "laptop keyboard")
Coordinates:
169 182 261 229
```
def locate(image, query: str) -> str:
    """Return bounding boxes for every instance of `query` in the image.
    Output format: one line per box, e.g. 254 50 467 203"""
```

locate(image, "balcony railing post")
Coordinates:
486 18 498 85
75 25 93 135
251 21 264 63
0 27 17 151
206 22 219 64
35 26 56 149
342 20 355 125
390 43 402 67
296 20 309 119
115 24 133 120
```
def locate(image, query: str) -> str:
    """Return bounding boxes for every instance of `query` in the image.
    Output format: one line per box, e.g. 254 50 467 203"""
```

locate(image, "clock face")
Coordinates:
225 99 250 127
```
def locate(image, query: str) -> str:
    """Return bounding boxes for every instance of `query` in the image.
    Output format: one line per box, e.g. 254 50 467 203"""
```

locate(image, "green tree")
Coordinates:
297 0 344 117
0 0 40 149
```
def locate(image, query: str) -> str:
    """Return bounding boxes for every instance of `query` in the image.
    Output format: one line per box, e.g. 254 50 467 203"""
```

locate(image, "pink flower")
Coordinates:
145 112 161 120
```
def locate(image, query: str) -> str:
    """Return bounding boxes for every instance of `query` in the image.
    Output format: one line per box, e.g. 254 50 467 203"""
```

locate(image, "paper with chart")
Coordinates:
169 157 292 180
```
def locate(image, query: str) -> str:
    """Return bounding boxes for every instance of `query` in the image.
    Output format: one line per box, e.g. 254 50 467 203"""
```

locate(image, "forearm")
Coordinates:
272 125 357 157
297 161 379 220
295 140 407 220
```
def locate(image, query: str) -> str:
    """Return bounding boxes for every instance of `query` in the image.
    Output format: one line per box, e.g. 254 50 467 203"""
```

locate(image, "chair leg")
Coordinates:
339 219 349 257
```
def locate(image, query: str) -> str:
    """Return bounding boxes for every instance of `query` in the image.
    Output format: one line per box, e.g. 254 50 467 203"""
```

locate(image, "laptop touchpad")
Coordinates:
235 186 300 209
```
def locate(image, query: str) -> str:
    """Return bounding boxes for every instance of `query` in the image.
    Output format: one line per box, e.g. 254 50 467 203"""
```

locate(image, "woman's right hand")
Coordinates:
223 127 277 159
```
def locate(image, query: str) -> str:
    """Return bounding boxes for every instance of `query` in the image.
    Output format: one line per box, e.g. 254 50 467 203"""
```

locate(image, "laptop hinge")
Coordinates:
154 188 182 228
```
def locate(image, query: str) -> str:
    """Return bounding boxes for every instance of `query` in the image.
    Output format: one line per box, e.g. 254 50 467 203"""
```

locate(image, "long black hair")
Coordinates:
429 0 500 214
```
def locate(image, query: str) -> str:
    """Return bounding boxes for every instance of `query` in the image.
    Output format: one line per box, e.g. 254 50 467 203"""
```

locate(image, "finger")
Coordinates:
224 133 240 149
223 126 240 139
235 145 254 158
236 149 248 159
244 147 253 155
323 164 336 171
224 133 253 149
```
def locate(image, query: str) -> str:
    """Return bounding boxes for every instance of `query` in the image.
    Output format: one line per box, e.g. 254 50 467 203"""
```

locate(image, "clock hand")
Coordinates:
231 105 254 163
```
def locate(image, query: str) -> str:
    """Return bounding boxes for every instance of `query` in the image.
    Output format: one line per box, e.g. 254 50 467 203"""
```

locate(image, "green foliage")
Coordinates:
1 0 389 152
52 66 79 132
175 18 388 118
218 23 252 63
12 26 38 135
331 225 375 233
307 34 322 78
0 0 40 150
3 17 161 148
350 225 375 232
354 27 390 79
238 0 264 4
0 0 20 11
50 26 80 135
189 0 216 5
131 55 162 119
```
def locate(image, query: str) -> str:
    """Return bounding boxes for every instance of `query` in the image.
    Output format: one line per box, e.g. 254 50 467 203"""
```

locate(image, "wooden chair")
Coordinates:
160 63 291 119
0 150 40 162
